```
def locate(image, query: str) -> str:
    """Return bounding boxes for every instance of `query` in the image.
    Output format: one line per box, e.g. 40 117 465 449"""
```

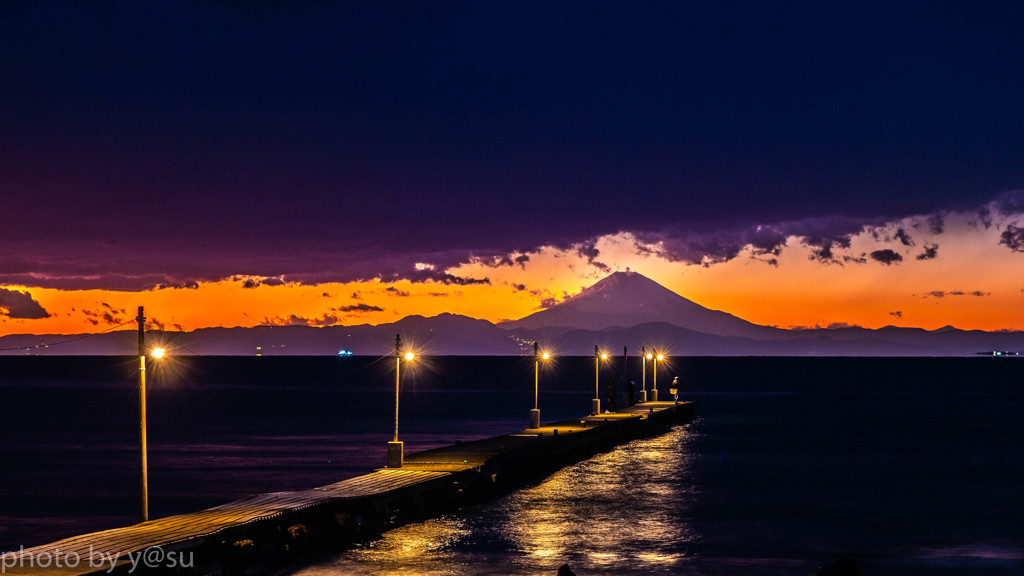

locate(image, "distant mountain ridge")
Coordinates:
1 272 1022 356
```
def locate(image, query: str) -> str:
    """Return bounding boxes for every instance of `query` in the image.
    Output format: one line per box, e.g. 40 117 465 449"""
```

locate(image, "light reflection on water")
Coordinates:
308 517 473 576
295 424 697 576
501 426 696 574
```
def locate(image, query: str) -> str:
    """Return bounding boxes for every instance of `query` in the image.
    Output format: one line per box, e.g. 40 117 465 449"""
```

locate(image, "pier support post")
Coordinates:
639 389 647 403
529 408 540 429
591 398 601 415
387 441 404 468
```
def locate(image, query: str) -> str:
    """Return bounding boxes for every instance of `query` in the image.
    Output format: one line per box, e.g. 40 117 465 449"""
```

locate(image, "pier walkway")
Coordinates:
2 401 693 576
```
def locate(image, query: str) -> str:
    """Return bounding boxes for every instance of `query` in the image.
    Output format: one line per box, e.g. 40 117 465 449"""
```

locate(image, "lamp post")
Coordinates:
137 307 148 522
137 307 166 523
640 347 650 403
593 346 607 415
530 342 550 429
652 352 664 401
389 334 414 468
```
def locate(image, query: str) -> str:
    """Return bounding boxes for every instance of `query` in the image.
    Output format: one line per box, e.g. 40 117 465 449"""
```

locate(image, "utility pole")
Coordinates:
137 306 148 522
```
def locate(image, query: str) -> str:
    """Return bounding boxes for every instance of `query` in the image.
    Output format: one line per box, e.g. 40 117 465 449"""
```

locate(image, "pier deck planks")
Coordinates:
3 401 689 576
2 470 447 576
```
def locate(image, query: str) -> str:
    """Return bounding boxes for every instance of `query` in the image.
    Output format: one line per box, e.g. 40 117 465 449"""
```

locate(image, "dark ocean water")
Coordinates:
1 356 1022 575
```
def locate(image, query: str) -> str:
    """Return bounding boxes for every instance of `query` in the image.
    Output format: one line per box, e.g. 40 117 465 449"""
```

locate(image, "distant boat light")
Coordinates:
337 350 353 356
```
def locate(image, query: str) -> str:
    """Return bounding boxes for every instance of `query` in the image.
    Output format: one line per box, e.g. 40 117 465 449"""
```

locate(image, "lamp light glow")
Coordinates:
151 348 165 359
404 351 415 361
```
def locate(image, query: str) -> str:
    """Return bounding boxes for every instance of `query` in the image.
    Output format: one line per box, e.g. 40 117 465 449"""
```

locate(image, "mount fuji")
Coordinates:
500 271 784 340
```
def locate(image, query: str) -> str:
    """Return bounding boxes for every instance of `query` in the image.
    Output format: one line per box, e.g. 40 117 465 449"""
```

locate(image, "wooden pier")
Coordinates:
1 401 694 576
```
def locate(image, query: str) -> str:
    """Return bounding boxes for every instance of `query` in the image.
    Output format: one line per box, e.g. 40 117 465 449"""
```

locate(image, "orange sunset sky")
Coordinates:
3 3 1024 340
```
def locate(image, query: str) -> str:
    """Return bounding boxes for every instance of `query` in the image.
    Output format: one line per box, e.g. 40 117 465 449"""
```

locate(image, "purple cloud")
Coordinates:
916 244 939 260
894 228 914 246
155 281 199 290
924 290 990 298
474 254 530 269
1000 224 1024 252
335 304 384 313
0 288 50 319
635 216 867 267
994 190 1024 214
0 192 1016 292
870 249 903 265
574 240 611 272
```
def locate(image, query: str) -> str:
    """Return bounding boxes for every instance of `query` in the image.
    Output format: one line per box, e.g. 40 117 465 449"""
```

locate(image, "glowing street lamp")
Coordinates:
593 346 608 415
640 347 651 403
530 342 550 429
136 306 166 522
389 334 414 468
652 352 664 401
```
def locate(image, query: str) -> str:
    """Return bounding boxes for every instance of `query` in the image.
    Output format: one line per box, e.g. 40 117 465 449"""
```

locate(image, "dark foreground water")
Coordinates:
1 356 1022 575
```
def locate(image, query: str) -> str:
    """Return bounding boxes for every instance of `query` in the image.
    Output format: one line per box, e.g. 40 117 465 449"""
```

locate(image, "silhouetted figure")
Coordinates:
671 376 679 402
628 379 636 405
605 379 617 412
557 564 576 576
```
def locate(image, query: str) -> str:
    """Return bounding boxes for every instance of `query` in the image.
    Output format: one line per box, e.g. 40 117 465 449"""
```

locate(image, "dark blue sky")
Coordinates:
2 1 1023 288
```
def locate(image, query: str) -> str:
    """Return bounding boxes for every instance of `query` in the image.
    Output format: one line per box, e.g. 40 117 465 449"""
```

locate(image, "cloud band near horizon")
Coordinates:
1 191 1021 292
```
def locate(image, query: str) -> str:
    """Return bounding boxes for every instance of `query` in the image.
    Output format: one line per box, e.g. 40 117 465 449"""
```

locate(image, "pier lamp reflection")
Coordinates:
503 425 696 573
314 427 697 576
389 335 415 468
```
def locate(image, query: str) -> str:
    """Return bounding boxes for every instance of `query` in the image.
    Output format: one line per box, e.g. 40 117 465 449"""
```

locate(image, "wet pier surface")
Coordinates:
2 401 694 576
